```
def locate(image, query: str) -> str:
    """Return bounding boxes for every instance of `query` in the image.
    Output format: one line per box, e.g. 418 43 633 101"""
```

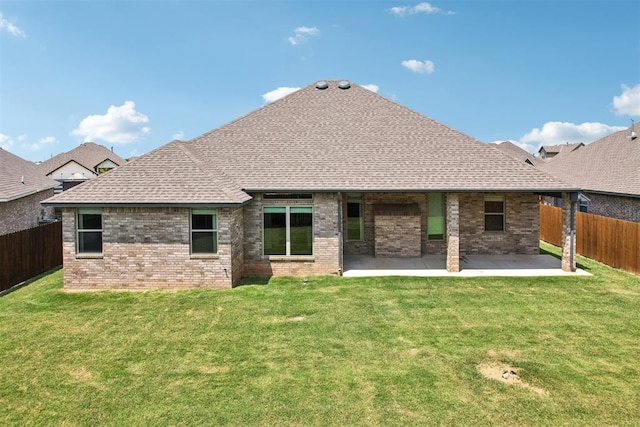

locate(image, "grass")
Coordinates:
1 242 638 426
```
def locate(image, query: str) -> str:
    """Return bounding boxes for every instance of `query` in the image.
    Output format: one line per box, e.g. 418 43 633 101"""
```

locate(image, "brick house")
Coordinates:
44 80 580 290
0 148 59 235
537 123 640 222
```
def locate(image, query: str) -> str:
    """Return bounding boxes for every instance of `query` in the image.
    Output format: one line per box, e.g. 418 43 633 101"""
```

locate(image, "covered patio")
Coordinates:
342 254 591 277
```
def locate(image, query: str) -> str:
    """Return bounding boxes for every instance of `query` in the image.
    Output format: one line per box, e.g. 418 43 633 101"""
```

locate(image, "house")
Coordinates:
537 123 640 222
0 148 59 235
537 143 584 161
39 142 125 192
493 141 537 165
44 80 580 290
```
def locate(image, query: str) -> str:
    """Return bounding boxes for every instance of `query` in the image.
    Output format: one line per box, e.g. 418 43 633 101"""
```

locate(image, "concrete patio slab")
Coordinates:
342 254 591 277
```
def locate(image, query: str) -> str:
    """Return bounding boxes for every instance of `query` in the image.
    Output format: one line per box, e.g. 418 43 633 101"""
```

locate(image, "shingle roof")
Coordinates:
39 142 126 176
0 148 59 202
538 143 584 161
493 141 537 165
45 80 577 206
537 123 640 197
46 141 251 206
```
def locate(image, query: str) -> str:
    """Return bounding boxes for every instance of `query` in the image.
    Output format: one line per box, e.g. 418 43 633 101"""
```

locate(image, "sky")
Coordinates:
1 0 639 163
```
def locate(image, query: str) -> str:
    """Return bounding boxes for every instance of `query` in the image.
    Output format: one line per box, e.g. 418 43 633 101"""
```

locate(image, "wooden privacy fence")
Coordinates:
0 221 63 292
539 204 640 275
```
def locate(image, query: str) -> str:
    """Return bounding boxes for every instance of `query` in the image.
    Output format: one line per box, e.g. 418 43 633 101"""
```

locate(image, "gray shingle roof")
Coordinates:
0 148 59 202
493 141 537 165
537 123 640 197
46 141 251 206
39 142 126 176
45 80 577 206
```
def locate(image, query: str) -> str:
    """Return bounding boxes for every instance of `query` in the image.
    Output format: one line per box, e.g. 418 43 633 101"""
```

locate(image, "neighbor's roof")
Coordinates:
0 148 59 202
537 123 640 198
493 141 537 166
46 80 577 206
538 143 584 160
39 142 126 176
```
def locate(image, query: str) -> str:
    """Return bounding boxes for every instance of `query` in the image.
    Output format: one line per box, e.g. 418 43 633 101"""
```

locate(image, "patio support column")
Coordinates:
446 193 460 272
561 192 577 272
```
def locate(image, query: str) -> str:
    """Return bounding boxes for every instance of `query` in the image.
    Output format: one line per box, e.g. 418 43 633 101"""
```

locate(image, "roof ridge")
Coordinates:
173 141 248 202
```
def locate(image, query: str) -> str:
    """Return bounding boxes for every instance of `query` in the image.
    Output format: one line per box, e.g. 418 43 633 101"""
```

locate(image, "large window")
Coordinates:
191 209 217 254
346 193 363 241
484 196 505 232
264 206 313 256
77 208 102 253
427 193 444 240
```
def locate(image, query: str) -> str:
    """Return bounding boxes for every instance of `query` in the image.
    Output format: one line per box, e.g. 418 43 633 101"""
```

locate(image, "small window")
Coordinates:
484 196 505 232
77 208 102 253
263 206 313 256
427 193 444 240
191 209 217 254
346 193 363 241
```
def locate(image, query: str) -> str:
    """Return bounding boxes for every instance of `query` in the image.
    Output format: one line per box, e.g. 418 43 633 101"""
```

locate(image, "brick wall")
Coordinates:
62 207 239 290
243 193 340 277
584 193 640 223
459 193 539 255
374 212 421 257
0 189 53 235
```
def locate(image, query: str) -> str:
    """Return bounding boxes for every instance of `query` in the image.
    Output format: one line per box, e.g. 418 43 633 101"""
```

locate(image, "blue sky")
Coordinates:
1 0 639 162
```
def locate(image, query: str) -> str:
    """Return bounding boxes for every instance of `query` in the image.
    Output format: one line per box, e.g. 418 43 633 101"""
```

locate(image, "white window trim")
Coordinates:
190 209 218 255
484 195 505 232
263 205 314 257
77 208 103 255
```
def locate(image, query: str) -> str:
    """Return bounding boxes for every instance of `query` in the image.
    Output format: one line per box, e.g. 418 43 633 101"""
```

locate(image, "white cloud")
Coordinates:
0 13 25 37
389 2 453 16
612 84 640 116
0 133 14 150
515 121 626 154
402 59 435 74
72 101 150 144
38 136 57 145
172 130 185 140
288 26 319 45
262 87 300 103
361 84 379 93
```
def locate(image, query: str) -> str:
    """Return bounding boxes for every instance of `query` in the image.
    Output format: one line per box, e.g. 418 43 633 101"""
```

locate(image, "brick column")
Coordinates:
446 193 460 272
561 193 577 272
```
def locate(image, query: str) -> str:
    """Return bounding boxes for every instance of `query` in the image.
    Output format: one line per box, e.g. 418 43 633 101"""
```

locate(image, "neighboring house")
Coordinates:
0 148 59 235
537 123 640 222
44 80 580 291
493 141 537 165
537 143 584 161
39 142 125 192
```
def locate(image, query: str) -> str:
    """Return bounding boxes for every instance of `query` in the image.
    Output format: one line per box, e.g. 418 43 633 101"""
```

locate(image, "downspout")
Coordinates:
337 192 343 276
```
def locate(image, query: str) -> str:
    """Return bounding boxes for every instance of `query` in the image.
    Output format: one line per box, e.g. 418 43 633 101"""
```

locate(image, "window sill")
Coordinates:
76 253 103 259
190 254 219 260
264 256 315 262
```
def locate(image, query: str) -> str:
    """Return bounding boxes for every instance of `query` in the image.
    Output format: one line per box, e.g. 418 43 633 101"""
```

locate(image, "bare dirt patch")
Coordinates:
477 362 549 396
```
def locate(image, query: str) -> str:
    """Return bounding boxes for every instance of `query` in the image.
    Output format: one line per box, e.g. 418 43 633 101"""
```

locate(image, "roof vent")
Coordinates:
338 80 351 90
315 81 328 90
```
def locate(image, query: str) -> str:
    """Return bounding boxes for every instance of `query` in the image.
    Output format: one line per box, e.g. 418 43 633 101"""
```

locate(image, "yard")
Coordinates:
1 243 638 426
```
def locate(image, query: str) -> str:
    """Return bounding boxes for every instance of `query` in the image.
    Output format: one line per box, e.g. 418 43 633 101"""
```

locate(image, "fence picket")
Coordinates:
540 204 639 275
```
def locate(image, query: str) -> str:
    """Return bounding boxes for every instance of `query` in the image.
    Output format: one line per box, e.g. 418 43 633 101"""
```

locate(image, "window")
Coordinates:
263 193 312 200
346 193 363 241
77 208 102 253
427 193 444 240
484 196 505 232
191 209 217 254
263 206 313 256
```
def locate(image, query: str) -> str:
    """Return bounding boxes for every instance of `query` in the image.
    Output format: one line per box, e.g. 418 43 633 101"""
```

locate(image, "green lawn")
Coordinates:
1 243 638 426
